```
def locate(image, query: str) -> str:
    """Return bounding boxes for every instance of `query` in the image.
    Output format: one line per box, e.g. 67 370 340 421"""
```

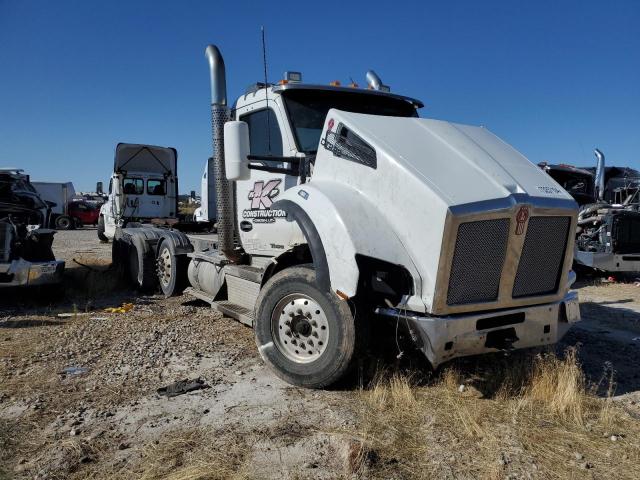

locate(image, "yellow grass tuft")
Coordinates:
523 348 586 423
349 349 640 479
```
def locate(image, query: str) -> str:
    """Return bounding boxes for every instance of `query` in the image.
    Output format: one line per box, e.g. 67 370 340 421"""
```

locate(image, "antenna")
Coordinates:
261 26 272 153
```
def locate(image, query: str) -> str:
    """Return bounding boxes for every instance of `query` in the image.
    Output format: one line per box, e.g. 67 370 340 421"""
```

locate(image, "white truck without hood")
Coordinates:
98 143 178 241
114 44 581 389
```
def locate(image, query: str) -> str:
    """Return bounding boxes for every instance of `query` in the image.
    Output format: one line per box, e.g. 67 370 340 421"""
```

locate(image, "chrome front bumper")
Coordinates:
377 290 580 367
0 259 65 288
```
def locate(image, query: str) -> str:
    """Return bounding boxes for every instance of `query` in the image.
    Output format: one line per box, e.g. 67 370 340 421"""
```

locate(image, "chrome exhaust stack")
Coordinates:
365 70 383 90
205 45 241 263
594 148 605 202
366 70 390 92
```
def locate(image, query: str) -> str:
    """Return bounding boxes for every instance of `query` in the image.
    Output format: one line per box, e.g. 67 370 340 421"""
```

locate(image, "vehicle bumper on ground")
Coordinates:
377 290 580 367
575 250 640 273
0 259 65 287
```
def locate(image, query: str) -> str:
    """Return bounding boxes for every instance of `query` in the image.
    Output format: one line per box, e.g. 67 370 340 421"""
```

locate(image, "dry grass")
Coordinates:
350 349 640 479
102 428 251 480
179 203 198 217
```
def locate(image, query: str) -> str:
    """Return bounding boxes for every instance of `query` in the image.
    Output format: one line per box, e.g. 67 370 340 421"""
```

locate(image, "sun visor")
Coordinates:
114 143 177 175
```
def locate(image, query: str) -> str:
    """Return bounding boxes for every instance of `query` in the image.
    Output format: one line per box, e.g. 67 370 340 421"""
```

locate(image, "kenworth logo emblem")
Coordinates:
515 206 529 235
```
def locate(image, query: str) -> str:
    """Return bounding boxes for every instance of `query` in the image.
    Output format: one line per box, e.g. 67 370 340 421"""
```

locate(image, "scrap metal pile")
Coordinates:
0 168 64 287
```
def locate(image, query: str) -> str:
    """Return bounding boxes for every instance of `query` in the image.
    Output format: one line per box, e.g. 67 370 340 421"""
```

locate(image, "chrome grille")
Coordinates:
512 216 570 298
447 219 510 305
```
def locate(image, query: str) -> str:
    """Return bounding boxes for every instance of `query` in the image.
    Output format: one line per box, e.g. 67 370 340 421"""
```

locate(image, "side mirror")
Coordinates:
224 121 250 181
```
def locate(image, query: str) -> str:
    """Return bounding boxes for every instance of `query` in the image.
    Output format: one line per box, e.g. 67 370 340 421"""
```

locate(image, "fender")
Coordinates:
117 226 163 286
273 180 424 310
156 229 194 256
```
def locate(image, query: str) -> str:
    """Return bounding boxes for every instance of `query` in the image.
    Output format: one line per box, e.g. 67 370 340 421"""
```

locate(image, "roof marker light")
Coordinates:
285 71 302 83
329 80 341 86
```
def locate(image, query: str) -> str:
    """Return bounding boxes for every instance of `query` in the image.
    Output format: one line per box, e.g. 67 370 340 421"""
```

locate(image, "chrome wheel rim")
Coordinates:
271 293 329 364
157 246 173 287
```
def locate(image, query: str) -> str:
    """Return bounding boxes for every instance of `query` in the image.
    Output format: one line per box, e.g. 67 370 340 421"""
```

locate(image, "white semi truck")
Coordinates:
114 44 581 388
98 143 179 242
193 157 217 225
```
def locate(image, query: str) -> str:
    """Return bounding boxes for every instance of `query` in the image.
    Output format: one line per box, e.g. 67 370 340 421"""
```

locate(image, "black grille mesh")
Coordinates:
447 219 510 305
512 216 570 298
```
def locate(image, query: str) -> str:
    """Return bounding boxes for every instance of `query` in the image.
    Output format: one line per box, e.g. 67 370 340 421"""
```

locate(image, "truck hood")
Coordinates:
324 112 574 207
114 143 177 176
310 110 577 314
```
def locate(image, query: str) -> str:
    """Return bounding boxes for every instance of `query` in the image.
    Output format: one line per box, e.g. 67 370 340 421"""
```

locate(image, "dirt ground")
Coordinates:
1 229 639 479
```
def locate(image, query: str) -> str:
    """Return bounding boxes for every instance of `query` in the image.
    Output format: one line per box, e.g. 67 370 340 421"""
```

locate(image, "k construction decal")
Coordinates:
243 179 286 223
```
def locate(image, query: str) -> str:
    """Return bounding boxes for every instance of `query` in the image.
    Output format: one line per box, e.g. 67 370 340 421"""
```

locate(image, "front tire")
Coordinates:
254 266 357 389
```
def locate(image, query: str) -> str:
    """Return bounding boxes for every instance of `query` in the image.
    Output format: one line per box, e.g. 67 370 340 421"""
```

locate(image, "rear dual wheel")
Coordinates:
254 266 357 389
156 241 187 297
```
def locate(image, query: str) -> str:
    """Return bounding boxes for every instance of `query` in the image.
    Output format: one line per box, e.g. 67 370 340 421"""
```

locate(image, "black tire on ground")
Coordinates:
111 237 128 277
128 242 157 292
55 215 73 230
254 265 357 389
156 240 188 297
97 216 109 242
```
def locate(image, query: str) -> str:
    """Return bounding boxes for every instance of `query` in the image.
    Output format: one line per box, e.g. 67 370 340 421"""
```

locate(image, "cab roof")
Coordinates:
241 82 423 109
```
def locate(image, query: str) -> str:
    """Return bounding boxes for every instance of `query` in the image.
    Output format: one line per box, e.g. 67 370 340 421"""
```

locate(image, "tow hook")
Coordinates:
485 327 519 351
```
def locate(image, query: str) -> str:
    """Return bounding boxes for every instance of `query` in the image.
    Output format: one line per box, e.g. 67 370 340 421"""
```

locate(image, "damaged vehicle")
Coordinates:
542 150 640 273
114 44 581 389
0 168 65 288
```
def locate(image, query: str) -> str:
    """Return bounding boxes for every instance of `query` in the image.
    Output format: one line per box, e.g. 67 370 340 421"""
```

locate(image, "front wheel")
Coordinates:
254 266 357 389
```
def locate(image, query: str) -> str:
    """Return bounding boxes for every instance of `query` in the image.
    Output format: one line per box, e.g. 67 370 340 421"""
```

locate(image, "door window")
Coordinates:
240 109 283 158
147 179 166 195
123 178 144 195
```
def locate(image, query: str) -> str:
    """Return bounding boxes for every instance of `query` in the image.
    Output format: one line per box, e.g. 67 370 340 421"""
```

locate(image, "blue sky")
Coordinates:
0 0 638 192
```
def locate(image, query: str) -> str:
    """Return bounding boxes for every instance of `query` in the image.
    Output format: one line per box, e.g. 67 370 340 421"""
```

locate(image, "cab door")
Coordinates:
234 100 301 255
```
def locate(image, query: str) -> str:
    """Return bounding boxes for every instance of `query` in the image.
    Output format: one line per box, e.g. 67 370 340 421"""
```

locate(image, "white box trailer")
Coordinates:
32 181 76 229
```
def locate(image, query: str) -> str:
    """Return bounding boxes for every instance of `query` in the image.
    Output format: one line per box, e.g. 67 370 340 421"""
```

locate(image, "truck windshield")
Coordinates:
282 89 418 153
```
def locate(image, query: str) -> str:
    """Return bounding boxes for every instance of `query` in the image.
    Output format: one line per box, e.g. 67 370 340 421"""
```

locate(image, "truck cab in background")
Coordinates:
99 143 178 241
193 157 217 224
